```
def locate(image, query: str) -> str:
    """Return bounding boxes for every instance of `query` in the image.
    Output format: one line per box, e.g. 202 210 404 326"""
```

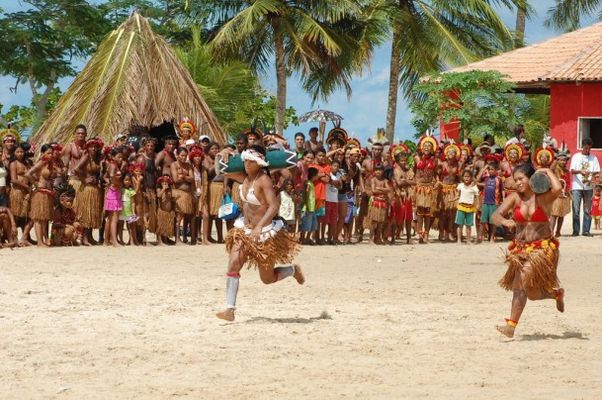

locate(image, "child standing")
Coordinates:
300 167 319 245
156 175 176 245
119 174 139 245
455 170 479 244
368 165 391 244
592 184 602 230
477 162 503 242
279 179 297 233
325 159 343 244
103 148 124 247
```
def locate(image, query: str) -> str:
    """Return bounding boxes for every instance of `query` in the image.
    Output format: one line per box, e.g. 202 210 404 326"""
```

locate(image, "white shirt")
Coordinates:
279 191 295 221
569 152 600 191
456 182 479 205
0 166 7 187
325 172 341 203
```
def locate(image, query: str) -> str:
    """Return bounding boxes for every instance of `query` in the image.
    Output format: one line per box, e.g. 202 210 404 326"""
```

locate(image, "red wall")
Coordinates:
550 82 602 162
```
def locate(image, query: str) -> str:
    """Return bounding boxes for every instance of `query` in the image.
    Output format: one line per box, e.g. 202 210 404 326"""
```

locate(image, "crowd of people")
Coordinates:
0 121 601 250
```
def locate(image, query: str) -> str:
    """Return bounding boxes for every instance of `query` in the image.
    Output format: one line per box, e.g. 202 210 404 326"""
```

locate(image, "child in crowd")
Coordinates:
592 184 602 230
50 185 80 246
368 164 391 244
156 175 175 245
0 206 17 248
455 170 479 244
325 159 342 244
104 148 124 247
119 174 139 245
300 167 319 245
279 179 297 233
477 161 503 242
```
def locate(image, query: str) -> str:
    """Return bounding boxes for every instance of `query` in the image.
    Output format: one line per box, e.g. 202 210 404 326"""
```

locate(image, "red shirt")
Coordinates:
310 163 331 201
592 195 602 217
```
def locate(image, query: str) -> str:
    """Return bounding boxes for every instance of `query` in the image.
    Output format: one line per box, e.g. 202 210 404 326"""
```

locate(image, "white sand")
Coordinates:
1 233 601 399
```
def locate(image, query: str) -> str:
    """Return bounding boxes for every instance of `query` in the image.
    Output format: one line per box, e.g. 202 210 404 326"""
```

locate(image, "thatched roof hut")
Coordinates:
32 13 226 145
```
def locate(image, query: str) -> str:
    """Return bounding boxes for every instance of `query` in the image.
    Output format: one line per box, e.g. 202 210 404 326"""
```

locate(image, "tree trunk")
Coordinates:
515 6 526 48
273 21 287 136
385 27 402 144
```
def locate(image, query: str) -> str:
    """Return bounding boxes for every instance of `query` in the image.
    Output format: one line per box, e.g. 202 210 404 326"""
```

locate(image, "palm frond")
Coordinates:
32 13 225 145
545 0 602 31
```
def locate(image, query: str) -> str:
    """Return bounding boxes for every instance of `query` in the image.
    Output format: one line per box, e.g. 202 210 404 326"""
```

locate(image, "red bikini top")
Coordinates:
417 156 436 170
514 205 548 223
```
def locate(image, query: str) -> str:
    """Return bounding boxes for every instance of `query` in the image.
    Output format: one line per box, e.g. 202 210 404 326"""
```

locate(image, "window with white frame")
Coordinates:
578 117 602 149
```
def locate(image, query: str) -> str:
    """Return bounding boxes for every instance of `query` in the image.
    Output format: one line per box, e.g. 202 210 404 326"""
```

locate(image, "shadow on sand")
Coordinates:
246 311 332 324
518 331 589 341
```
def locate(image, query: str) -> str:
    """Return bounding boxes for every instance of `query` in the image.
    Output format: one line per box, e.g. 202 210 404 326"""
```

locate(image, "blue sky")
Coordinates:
0 0 598 142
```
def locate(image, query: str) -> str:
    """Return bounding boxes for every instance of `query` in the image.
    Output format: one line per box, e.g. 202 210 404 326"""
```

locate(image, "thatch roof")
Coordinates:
449 21 602 92
32 13 226 145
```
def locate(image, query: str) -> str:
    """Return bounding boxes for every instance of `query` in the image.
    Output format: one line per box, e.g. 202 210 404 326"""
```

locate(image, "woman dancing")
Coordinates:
492 163 565 338
216 145 305 322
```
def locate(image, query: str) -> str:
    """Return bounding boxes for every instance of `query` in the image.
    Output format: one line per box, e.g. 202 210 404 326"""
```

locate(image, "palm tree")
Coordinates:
383 0 525 143
207 0 361 135
546 0 602 31
176 28 262 134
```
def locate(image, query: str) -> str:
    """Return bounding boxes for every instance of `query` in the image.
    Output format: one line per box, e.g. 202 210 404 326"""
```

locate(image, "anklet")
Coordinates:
504 318 518 328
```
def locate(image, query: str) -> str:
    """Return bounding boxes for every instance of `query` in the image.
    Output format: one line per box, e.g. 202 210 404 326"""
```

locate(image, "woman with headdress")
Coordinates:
501 143 525 199
438 142 463 242
170 147 195 244
391 144 415 244
413 134 439 243
9 143 34 246
216 145 304 321
548 147 572 237
25 144 57 247
492 163 565 338
74 138 104 246
178 118 196 148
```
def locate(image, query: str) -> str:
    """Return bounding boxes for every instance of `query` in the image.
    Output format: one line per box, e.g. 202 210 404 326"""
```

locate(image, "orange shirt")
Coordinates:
310 163 331 201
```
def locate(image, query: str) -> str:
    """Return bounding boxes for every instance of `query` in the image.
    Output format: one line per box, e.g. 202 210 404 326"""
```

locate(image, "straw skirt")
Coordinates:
9 188 29 218
209 181 224 216
173 188 194 215
29 189 54 221
156 208 175 238
76 184 102 229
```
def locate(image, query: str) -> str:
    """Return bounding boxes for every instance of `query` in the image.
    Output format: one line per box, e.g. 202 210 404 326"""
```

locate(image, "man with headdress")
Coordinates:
1 125 19 171
501 142 525 199
356 140 384 241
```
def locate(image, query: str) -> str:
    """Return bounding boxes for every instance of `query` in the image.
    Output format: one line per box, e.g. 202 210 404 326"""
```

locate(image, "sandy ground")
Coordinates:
1 229 602 399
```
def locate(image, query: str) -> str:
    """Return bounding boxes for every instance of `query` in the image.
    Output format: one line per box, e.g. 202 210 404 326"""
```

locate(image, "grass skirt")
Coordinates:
76 184 102 229
439 184 458 211
173 188 194 215
144 189 157 233
209 181 224 216
551 195 571 217
499 238 559 293
156 208 175 238
29 189 54 221
225 218 300 270
231 181 242 208
9 187 29 218
414 183 437 215
367 197 388 223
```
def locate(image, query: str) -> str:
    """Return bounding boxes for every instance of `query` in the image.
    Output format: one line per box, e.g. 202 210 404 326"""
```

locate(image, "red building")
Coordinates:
448 22 602 162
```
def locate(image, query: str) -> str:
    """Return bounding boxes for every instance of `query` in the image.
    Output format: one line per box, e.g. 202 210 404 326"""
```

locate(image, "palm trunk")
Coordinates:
385 27 402 144
274 22 287 136
515 6 526 48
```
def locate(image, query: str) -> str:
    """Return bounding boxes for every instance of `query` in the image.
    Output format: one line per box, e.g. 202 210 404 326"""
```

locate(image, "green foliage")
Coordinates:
0 88 62 135
100 0 212 45
176 30 297 137
411 71 529 141
522 94 550 148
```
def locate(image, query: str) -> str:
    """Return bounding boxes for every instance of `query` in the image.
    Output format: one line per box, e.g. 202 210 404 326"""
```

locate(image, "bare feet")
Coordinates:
216 308 235 321
555 288 565 313
18 240 30 247
495 324 515 338
292 264 305 285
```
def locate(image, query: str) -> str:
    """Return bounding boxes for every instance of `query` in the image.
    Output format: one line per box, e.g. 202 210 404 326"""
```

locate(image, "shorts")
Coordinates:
323 201 338 225
300 211 318 232
480 203 498 224
455 210 475 226
0 192 7 207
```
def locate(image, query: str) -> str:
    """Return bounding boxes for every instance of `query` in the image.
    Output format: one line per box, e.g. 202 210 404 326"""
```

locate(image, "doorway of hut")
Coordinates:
149 121 178 152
